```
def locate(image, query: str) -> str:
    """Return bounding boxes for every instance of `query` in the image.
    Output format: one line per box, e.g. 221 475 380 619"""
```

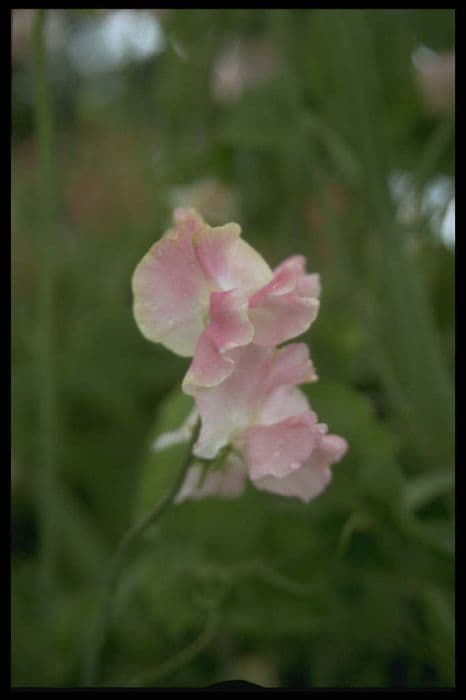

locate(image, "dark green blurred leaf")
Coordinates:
302 380 404 510
135 387 194 517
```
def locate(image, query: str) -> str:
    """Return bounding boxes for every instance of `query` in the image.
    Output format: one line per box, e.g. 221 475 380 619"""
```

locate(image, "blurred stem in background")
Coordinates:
32 9 59 636
84 419 201 686
11 8 453 687
316 10 453 469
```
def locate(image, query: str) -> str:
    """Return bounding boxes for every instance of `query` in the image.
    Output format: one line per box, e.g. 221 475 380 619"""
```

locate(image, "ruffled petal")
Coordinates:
252 463 332 503
249 256 320 346
263 343 317 396
191 343 317 460
305 424 349 471
191 344 269 459
182 289 254 391
243 411 317 480
132 211 210 356
259 386 313 425
251 423 348 503
193 217 272 294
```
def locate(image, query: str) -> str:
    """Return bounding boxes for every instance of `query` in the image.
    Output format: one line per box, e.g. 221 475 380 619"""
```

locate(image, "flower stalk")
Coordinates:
84 418 201 686
32 8 59 633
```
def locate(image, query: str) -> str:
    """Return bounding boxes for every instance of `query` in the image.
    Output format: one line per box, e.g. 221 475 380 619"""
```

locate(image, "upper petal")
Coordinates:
249 256 320 346
133 207 272 357
194 218 273 294
132 211 210 356
182 289 254 392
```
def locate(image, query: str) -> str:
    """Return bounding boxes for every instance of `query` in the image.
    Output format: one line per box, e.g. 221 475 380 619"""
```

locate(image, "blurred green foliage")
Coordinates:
12 9 454 688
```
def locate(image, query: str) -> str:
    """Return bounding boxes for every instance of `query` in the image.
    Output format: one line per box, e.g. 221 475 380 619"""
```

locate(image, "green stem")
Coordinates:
126 607 219 688
83 418 201 686
32 9 58 625
312 10 453 468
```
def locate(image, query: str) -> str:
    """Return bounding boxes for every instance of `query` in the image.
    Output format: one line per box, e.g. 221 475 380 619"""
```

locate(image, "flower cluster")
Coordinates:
132 208 347 503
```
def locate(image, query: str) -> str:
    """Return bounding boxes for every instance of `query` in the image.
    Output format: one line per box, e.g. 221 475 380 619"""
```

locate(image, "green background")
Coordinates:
12 9 454 688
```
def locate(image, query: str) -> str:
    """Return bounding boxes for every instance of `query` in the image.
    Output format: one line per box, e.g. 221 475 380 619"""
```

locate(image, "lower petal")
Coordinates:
252 464 332 503
243 411 317 480
175 454 247 503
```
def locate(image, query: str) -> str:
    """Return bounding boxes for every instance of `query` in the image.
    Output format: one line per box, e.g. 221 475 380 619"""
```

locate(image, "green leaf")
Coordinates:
134 388 194 518
404 471 455 512
421 584 455 684
301 380 403 510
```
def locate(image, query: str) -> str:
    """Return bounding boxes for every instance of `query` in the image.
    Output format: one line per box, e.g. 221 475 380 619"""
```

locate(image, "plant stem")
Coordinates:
311 10 453 468
83 418 201 686
32 8 58 627
127 606 219 687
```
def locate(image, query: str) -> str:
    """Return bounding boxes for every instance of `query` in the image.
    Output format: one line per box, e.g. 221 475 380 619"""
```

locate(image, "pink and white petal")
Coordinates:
191 344 317 460
194 221 272 294
174 463 205 504
197 453 247 499
249 294 320 346
306 426 349 471
182 289 254 391
298 273 321 299
152 407 199 451
249 421 347 503
275 255 307 275
173 206 205 232
263 343 317 396
243 411 317 480
251 463 332 504
175 454 247 503
132 220 210 356
249 256 320 346
191 344 271 459
259 386 314 425
249 256 305 306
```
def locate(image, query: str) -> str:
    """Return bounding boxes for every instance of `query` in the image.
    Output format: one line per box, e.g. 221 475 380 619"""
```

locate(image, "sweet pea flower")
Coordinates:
132 208 320 391
134 208 347 505
153 343 348 504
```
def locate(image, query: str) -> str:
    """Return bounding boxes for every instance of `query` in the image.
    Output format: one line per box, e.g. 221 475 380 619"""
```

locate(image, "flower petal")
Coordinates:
175 453 247 503
191 344 269 459
152 407 199 451
249 256 320 346
252 463 332 503
191 343 316 460
306 425 349 471
263 342 317 395
251 424 348 503
243 411 317 480
182 289 254 391
194 218 272 294
259 385 313 425
132 212 210 356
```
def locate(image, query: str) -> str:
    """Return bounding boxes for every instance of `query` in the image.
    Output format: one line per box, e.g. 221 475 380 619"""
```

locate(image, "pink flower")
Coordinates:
134 208 348 504
169 343 348 504
132 208 320 390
